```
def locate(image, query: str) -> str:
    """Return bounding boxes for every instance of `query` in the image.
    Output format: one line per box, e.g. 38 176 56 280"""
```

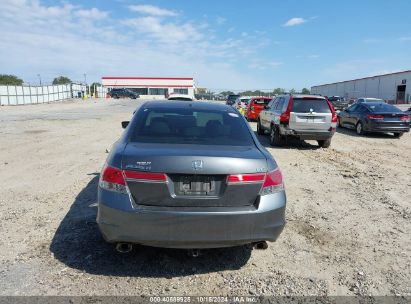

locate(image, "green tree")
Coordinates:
301 88 310 94
0 74 23 85
289 88 296 94
88 82 101 95
273 88 285 95
220 91 235 97
52 76 71 85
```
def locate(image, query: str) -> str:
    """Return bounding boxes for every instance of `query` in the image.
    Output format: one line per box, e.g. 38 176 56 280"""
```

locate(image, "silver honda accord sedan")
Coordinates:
97 101 286 250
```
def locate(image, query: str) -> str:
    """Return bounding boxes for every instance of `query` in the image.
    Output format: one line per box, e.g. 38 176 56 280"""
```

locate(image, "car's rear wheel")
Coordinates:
269 126 285 146
337 117 342 128
113 94 119 99
356 121 364 135
257 119 264 135
318 139 331 148
393 132 403 138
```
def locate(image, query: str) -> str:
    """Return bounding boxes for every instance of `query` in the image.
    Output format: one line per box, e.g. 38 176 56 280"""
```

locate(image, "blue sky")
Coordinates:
1 0 411 91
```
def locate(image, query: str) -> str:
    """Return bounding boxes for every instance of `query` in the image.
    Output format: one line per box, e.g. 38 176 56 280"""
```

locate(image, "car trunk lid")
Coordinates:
121 143 268 207
289 98 333 131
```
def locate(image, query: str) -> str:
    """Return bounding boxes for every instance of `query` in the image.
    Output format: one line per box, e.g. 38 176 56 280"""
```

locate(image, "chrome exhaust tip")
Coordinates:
115 242 133 253
253 241 268 250
188 249 200 258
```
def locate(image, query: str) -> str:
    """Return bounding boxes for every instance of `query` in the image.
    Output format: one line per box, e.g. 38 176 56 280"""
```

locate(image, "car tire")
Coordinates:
257 120 264 135
356 121 365 135
113 94 119 99
318 139 331 148
393 132 403 138
269 125 285 146
337 117 342 128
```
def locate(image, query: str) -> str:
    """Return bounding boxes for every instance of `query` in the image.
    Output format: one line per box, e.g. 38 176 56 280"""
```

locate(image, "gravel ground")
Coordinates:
0 98 410 296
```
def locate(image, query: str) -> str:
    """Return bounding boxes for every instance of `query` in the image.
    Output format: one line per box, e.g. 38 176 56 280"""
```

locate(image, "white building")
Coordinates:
101 76 195 99
311 70 411 104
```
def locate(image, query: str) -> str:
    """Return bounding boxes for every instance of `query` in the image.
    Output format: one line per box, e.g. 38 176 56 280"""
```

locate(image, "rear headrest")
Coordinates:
150 117 171 134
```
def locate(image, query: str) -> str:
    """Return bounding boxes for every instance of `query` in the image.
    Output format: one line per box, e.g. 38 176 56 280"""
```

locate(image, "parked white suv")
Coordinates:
257 94 337 148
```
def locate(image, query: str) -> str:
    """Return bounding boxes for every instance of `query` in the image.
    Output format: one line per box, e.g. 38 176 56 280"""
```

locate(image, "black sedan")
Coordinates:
405 107 411 126
108 88 139 99
337 102 410 137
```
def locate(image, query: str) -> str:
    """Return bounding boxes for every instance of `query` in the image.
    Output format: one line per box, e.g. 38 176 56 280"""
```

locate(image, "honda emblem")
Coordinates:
192 160 203 170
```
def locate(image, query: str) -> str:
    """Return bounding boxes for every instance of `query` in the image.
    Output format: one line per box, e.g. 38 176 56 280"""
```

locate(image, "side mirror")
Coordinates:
121 121 130 129
264 105 270 110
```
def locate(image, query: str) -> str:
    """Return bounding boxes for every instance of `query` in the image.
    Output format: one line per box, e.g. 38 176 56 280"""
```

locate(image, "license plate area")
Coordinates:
297 115 325 123
170 174 225 196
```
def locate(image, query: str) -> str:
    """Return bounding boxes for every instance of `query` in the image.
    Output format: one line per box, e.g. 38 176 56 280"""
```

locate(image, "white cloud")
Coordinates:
248 60 282 70
283 17 307 27
122 17 203 43
75 8 108 19
216 16 226 25
128 4 177 17
0 0 277 88
398 37 411 41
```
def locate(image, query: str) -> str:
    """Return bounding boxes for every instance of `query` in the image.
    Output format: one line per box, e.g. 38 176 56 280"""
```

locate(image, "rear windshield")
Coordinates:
228 95 240 100
168 97 193 101
328 97 341 101
130 108 254 146
366 103 402 113
365 99 385 103
291 98 331 113
253 98 271 105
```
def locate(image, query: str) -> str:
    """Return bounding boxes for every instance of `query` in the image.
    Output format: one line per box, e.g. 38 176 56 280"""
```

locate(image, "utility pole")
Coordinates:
83 73 87 85
37 74 42 86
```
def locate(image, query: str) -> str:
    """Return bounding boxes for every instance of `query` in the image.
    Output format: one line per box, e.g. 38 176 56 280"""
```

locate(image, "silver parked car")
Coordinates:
257 94 337 148
97 101 286 251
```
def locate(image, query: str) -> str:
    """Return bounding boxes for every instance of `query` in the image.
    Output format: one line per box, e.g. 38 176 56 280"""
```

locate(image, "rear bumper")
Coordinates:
97 189 286 249
365 123 410 133
246 112 259 120
280 126 335 140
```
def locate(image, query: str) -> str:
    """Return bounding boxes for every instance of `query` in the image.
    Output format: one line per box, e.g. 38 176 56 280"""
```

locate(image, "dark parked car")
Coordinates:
404 107 411 126
226 94 240 106
97 101 286 251
354 97 385 104
108 88 139 99
337 102 410 137
327 96 349 111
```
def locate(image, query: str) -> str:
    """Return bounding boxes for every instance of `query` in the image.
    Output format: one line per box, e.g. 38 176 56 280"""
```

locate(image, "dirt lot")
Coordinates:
0 98 410 296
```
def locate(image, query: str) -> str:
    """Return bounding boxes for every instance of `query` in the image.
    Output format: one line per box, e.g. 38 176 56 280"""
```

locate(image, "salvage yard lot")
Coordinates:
0 98 410 296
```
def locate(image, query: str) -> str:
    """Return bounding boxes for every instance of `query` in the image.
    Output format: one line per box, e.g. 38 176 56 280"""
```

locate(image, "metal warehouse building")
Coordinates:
311 70 411 104
101 76 195 99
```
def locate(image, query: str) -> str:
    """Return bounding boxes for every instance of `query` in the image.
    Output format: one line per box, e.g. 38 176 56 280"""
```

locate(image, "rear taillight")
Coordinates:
99 167 168 193
227 169 284 196
227 173 266 183
280 97 293 124
326 99 338 125
124 171 167 182
367 114 384 119
260 169 284 195
400 115 410 121
99 165 127 194
279 112 290 123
